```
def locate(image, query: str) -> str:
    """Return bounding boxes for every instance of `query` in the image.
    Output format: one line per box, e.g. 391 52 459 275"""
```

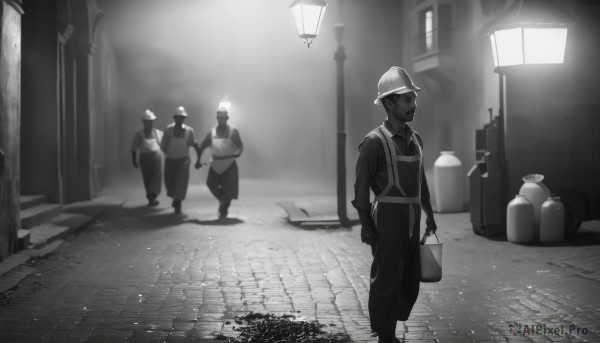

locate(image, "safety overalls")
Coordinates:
369 124 423 333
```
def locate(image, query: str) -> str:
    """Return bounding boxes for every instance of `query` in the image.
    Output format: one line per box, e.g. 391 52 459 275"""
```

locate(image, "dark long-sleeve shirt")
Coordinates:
352 120 433 213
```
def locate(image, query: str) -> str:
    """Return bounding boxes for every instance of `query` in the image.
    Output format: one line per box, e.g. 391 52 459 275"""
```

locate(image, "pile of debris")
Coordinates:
217 312 353 343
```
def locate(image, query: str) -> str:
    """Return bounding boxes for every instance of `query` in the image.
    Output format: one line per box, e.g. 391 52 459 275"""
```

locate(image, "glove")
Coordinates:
357 209 377 247
361 225 377 247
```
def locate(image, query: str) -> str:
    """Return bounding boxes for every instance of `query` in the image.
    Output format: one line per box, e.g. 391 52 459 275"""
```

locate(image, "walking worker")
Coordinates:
131 109 163 206
197 104 244 218
160 106 202 214
352 66 438 343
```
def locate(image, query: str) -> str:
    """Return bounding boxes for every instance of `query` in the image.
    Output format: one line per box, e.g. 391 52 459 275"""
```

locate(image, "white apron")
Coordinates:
140 129 161 154
210 126 236 174
166 127 190 159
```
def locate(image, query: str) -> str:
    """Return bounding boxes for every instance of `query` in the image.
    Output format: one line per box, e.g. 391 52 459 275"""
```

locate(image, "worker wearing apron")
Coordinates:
198 106 244 218
353 67 437 343
161 106 202 214
131 109 163 206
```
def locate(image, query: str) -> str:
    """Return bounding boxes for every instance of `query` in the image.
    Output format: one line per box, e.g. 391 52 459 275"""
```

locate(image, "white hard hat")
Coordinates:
216 106 228 118
374 66 420 104
174 106 188 117
142 109 156 121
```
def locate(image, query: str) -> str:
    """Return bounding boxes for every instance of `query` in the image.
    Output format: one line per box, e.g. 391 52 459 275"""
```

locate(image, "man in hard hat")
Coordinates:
197 106 244 218
161 106 202 214
131 109 164 206
352 66 438 343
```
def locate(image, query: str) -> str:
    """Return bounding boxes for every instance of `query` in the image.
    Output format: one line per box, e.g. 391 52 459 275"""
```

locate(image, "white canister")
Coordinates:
433 151 463 213
507 194 534 244
519 174 551 236
540 196 565 244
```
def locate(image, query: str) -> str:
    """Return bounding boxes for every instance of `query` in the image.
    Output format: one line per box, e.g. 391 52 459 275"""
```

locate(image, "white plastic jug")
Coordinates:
507 194 534 244
540 196 564 244
433 151 463 212
420 233 442 283
519 174 551 237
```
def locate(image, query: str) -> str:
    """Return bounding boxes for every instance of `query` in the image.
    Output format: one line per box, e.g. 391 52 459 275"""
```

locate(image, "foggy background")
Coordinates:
102 0 346 187
96 0 418 198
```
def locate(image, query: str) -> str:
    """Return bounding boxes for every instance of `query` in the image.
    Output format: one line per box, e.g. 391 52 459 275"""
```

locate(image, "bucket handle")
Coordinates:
420 232 439 245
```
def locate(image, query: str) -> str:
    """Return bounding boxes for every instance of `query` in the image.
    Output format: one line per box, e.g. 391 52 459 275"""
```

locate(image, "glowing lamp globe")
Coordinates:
290 0 327 47
218 101 231 111
485 0 574 70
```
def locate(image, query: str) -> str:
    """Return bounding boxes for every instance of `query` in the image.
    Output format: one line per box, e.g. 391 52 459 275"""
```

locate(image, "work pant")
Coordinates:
369 202 421 334
207 162 239 201
139 151 162 201
164 157 190 201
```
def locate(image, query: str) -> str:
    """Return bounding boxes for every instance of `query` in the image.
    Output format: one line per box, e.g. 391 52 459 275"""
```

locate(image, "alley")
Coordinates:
0 179 599 342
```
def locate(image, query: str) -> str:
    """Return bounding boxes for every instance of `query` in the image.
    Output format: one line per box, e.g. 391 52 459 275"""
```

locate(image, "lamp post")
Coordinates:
484 0 573 204
333 15 350 227
290 0 352 226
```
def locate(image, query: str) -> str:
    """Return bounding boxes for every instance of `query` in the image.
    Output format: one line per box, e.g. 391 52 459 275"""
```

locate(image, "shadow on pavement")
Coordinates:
101 206 189 228
560 230 600 246
64 204 127 218
186 217 245 226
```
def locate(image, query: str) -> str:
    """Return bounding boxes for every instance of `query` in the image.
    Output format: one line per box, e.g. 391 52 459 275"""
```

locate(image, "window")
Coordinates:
411 1 453 58
425 9 434 52
419 7 434 54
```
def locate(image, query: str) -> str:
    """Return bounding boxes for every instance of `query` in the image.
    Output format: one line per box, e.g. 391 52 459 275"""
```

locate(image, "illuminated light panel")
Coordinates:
524 28 568 64
494 28 524 67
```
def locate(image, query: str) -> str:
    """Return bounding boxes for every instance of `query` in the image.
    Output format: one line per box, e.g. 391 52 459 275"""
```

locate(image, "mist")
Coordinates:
101 0 347 187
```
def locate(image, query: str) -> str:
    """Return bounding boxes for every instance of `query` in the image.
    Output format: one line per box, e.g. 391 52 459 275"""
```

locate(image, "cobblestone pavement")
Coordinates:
0 179 599 342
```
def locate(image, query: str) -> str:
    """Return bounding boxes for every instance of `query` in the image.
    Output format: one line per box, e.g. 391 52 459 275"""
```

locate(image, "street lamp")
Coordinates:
218 101 231 111
487 0 573 70
483 0 573 218
289 0 328 47
289 0 352 227
484 0 574 148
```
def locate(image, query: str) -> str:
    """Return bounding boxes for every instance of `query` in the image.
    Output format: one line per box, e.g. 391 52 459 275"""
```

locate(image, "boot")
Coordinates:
219 200 231 218
172 199 182 214
147 193 159 206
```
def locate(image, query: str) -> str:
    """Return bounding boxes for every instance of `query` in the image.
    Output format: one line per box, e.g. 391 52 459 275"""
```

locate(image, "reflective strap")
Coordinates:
378 127 404 193
371 201 378 229
374 125 425 239
373 195 420 204
395 155 420 162
379 127 412 196
413 132 423 200
373 129 395 196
